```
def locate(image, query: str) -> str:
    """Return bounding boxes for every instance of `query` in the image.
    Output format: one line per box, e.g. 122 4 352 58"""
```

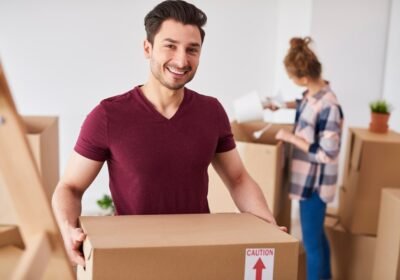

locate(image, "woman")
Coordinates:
266 37 344 280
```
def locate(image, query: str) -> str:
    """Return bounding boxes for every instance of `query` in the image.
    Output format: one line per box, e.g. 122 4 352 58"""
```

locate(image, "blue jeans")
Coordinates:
300 192 331 280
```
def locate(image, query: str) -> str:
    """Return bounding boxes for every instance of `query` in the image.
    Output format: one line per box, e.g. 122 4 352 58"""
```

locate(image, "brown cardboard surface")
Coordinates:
0 245 22 279
372 189 400 280
77 213 299 280
0 226 24 249
0 116 59 224
325 216 376 280
208 121 293 229
339 127 400 235
297 244 306 280
0 245 74 279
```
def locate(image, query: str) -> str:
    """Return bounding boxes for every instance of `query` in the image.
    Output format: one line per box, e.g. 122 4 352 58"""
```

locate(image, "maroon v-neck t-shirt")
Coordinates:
75 86 236 215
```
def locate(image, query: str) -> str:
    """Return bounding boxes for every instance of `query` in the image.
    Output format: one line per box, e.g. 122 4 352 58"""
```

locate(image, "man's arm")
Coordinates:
211 148 283 228
52 151 103 266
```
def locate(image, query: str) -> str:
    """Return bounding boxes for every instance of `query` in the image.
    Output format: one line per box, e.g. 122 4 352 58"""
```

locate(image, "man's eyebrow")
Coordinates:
163 38 201 48
163 38 178 44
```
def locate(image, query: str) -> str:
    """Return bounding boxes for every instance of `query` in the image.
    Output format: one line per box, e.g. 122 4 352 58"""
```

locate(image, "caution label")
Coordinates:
244 248 275 280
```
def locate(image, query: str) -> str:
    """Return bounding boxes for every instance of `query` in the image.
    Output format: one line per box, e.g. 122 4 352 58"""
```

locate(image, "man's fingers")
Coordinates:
71 250 86 266
279 226 288 232
72 228 86 240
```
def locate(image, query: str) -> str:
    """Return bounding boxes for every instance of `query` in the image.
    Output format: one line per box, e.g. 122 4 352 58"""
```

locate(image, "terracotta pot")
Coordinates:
369 112 390 133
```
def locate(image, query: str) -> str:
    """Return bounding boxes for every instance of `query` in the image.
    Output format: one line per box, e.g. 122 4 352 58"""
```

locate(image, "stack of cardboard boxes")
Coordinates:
208 121 293 230
326 127 400 279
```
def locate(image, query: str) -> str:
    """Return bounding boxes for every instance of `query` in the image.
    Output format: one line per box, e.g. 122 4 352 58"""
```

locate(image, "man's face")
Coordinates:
144 19 202 90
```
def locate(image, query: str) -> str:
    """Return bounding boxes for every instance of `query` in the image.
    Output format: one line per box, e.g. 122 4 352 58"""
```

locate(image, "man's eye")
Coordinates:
165 44 175 49
188 48 199 54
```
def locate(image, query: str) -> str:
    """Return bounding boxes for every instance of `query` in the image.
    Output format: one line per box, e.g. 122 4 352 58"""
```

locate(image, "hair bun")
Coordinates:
290 37 312 49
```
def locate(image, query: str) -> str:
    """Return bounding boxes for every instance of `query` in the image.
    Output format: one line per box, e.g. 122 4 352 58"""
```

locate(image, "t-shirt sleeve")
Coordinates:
215 99 236 153
74 104 110 161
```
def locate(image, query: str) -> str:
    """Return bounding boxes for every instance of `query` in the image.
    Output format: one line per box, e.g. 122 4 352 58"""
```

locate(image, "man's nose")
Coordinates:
173 48 189 68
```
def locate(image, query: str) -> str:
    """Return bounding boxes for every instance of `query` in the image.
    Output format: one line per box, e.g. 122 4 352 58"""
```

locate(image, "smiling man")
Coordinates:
52 0 282 267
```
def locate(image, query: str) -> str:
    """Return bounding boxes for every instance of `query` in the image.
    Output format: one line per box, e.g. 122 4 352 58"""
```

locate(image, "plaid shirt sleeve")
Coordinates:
308 104 343 164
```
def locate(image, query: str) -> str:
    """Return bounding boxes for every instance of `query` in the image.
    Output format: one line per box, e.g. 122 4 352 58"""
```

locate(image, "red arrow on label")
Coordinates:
253 258 266 280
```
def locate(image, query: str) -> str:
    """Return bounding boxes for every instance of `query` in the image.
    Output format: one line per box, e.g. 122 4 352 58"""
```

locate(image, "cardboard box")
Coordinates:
338 127 400 235
297 244 306 280
325 216 376 280
0 116 59 224
372 188 400 280
77 213 299 280
208 121 293 229
0 245 70 279
0 245 22 279
0 226 24 249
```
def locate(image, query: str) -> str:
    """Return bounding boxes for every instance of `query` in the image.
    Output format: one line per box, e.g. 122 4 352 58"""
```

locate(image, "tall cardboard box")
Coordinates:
372 189 400 280
339 127 400 235
77 213 299 280
0 116 59 224
208 121 293 229
325 216 376 280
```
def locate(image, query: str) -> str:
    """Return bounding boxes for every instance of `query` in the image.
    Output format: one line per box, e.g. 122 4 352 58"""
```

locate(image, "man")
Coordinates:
52 0 283 267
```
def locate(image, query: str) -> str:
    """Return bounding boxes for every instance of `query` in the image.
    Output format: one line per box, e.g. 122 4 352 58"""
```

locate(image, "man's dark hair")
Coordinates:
144 0 207 45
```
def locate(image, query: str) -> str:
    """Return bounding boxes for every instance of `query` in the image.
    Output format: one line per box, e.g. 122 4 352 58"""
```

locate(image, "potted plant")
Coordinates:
96 194 115 215
369 100 392 133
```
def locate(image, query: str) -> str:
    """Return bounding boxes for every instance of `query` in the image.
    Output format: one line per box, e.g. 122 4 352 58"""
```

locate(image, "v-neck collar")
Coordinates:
135 86 189 122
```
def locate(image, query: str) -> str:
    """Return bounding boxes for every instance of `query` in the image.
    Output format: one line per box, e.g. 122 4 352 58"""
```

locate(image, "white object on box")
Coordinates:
234 91 264 123
253 123 272 139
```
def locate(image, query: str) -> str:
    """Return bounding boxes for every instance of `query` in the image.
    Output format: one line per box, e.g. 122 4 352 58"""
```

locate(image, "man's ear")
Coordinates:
143 39 152 59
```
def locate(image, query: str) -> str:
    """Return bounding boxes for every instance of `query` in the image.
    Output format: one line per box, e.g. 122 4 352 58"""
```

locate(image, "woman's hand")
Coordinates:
275 129 295 143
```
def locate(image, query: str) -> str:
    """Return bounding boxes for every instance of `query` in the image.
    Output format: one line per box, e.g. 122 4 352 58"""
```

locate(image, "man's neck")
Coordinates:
140 80 185 119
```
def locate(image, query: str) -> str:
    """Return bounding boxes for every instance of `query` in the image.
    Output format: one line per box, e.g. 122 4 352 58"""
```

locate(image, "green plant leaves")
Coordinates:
370 100 391 114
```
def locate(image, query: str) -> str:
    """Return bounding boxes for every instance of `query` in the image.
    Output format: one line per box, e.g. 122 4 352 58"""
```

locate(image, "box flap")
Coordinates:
231 121 293 145
350 127 400 143
324 216 346 232
382 188 400 200
79 213 297 249
350 136 363 171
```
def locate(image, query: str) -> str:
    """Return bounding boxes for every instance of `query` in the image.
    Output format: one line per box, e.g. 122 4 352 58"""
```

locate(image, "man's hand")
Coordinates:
259 213 288 233
63 226 86 266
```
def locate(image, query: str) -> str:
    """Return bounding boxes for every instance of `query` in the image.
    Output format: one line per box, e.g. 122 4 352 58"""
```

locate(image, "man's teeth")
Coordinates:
167 67 186 75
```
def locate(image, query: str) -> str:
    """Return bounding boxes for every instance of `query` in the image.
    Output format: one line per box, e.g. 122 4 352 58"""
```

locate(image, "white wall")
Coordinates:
0 0 279 214
383 0 400 130
265 0 312 123
310 0 392 128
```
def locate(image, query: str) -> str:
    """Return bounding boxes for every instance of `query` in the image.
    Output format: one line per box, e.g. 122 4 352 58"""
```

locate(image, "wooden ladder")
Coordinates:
0 62 74 279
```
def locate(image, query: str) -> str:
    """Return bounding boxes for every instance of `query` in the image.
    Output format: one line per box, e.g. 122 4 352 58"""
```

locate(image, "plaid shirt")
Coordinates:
289 84 344 203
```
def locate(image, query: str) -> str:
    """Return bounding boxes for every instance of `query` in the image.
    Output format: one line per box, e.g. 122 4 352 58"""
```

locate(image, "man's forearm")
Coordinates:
52 184 83 234
228 173 276 224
